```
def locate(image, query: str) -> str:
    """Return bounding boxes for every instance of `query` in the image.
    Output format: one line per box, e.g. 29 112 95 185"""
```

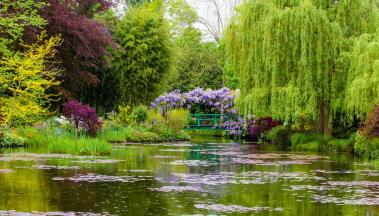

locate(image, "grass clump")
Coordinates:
18 127 112 155
47 136 111 156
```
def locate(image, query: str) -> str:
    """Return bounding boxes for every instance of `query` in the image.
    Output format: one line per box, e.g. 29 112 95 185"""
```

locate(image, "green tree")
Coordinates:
0 0 46 57
112 1 172 106
0 33 61 126
127 0 151 7
342 33 379 119
225 0 379 134
166 0 223 92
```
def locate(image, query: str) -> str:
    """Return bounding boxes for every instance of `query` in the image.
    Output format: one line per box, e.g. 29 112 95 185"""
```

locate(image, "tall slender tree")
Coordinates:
112 1 172 106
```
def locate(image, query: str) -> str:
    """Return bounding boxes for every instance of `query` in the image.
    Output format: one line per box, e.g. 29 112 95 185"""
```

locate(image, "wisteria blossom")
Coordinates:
151 88 244 136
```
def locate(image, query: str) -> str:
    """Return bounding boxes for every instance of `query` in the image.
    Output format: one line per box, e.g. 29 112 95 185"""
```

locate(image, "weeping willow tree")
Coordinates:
225 0 379 134
343 33 379 119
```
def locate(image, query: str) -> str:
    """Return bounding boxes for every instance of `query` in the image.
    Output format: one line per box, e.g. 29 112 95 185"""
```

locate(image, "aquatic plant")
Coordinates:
47 136 112 156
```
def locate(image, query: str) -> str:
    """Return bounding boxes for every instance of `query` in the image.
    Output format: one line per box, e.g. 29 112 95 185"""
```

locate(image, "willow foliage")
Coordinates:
343 33 379 119
225 0 379 132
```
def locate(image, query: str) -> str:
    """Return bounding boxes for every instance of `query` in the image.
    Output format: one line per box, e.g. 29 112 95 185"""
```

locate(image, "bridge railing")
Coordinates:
189 114 227 129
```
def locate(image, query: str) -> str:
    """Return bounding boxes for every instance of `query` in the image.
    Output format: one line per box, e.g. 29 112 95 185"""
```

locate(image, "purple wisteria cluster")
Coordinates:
150 88 237 114
151 88 244 137
223 116 245 137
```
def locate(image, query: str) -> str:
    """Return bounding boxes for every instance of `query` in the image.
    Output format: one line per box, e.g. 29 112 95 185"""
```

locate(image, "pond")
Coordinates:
1 137 379 215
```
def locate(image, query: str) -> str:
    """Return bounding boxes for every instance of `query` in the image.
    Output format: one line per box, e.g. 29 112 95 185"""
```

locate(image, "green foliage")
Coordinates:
0 33 61 126
166 109 190 131
111 2 172 106
126 129 161 143
99 123 129 143
18 126 112 155
267 126 292 147
325 138 353 152
47 136 112 156
0 130 25 147
290 133 317 147
225 0 379 132
128 0 151 6
169 41 224 92
0 0 46 56
227 2 342 122
123 126 189 143
342 33 379 119
166 0 223 92
354 132 379 159
290 132 353 152
290 113 316 132
146 109 166 127
131 105 149 124
166 0 198 39
116 106 133 126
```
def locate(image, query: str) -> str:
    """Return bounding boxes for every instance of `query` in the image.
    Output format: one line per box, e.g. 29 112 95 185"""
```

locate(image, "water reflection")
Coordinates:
0 138 379 215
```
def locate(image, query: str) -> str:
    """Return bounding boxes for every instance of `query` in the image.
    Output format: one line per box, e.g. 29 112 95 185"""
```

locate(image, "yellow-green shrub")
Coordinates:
166 109 190 131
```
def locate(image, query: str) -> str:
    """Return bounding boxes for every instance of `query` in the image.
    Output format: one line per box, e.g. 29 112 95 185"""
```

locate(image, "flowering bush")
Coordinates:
247 117 281 141
150 87 237 114
223 116 244 137
62 100 102 136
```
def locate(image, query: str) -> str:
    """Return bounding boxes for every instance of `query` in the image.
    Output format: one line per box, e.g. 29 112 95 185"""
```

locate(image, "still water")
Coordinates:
1 137 379 216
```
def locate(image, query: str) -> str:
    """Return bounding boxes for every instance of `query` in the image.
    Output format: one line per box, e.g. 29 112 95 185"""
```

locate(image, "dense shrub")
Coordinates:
247 117 281 141
360 106 379 138
291 113 315 132
131 105 149 124
62 100 102 136
325 138 353 152
126 130 161 143
166 109 190 131
290 133 316 147
0 131 25 147
146 110 166 127
116 106 133 126
267 126 292 147
354 132 379 159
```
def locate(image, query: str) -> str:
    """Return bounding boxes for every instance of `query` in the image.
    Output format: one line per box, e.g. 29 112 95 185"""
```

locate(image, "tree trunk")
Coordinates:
317 103 331 135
